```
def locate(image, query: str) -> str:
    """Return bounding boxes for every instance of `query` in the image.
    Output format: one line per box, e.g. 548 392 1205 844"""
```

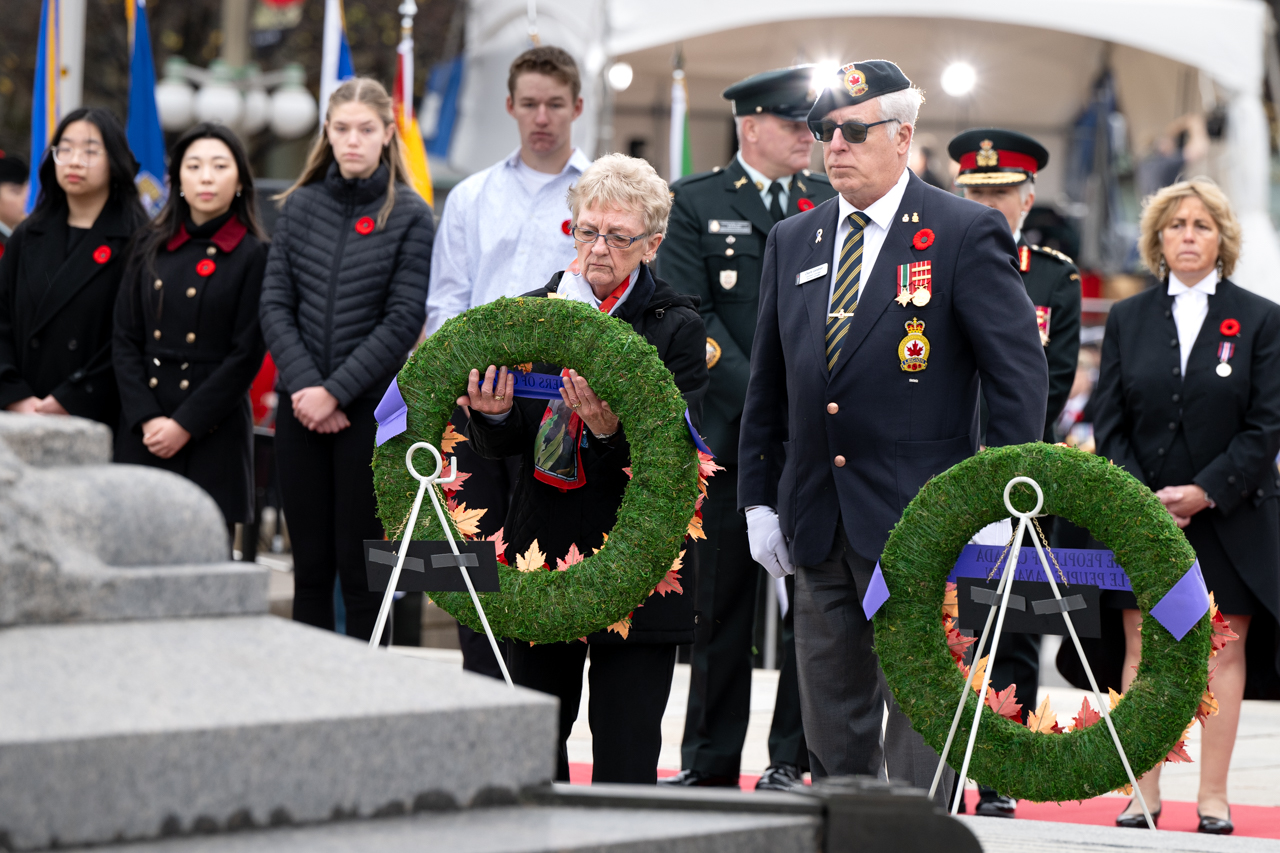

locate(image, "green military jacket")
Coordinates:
656 157 836 460
1018 238 1081 439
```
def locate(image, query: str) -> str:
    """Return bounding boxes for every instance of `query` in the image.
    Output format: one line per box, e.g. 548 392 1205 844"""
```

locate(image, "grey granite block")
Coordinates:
0 413 111 466
0 616 557 850
0 418 257 625
56 806 821 853
958 814 1280 852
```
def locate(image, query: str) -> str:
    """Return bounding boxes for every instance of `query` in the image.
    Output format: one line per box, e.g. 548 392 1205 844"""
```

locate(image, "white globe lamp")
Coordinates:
194 60 244 127
154 56 195 131
269 64 318 139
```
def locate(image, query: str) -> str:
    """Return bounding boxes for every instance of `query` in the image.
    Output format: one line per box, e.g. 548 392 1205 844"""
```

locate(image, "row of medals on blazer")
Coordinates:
146 244 217 391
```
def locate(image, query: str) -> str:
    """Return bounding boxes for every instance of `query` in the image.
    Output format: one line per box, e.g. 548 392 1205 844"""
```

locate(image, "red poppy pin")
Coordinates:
354 217 375 235
797 198 815 212
561 219 572 235
196 259 216 277
1220 318 1240 337
92 245 112 264
912 228 934 251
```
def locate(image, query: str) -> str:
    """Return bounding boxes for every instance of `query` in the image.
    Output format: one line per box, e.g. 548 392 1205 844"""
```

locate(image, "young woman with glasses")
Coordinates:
0 108 147 427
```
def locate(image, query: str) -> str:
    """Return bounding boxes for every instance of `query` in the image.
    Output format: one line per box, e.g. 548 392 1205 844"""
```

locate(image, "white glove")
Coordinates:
746 505 795 578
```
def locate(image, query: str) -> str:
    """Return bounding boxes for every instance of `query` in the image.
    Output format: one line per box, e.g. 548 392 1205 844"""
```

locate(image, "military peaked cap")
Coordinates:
948 128 1049 186
723 66 821 122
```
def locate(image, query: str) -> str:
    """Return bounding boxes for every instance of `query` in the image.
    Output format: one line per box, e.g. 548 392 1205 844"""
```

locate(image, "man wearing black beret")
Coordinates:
0 153 29 259
738 60 1048 801
947 127 1082 817
658 65 836 793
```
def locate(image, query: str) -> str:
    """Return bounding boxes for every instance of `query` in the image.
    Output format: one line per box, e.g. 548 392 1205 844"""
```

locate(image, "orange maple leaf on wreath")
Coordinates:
487 527 509 565
1196 687 1220 726
441 423 469 454
985 684 1023 722
654 550 685 597
516 540 548 573
1027 696 1062 734
440 468 472 494
606 613 633 639
687 512 706 541
446 497 487 538
943 581 959 620
556 543 585 572
1165 723 1195 763
1209 593 1240 656
944 617 976 664
1070 697 1102 732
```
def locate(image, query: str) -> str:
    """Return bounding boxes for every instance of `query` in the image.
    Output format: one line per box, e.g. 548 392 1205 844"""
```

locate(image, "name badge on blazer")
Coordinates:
796 264 829 285
708 219 752 235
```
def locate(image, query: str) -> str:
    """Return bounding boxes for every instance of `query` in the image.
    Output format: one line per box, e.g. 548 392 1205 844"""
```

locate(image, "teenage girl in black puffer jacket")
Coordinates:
260 78 434 642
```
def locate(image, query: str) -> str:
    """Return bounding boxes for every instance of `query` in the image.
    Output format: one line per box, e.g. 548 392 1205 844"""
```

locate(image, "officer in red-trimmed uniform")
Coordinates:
947 128 1081 818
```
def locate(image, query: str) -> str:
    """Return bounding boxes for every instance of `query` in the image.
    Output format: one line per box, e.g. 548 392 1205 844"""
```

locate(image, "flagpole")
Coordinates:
669 45 687 184
59 0 85 113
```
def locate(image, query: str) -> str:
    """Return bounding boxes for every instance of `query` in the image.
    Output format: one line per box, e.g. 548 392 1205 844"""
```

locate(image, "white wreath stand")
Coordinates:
926 476 1155 830
368 441 514 688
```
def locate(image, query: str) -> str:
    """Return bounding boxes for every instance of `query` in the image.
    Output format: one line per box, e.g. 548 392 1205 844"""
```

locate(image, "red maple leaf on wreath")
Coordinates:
906 341 924 357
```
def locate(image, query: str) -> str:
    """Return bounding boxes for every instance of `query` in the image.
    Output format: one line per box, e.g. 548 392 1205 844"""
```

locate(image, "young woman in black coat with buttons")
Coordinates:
0 108 146 425
1095 178 1280 834
260 78 433 643
113 123 267 539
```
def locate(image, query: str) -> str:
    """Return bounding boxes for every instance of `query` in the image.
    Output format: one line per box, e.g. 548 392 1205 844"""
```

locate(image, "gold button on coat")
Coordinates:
179 379 190 390
827 402 839 414
834 455 846 467
185 332 196 343
186 287 197 297
725 248 735 257
206 246 217 256
148 377 158 388
153 330 161 340
153 279 163 290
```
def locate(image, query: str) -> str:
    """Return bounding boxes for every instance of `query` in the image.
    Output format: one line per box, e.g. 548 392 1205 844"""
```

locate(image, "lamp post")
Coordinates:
154 57 317 140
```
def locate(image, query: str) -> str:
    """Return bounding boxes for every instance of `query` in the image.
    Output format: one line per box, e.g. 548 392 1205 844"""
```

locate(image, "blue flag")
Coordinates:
127 0 168 217
26 0 59 214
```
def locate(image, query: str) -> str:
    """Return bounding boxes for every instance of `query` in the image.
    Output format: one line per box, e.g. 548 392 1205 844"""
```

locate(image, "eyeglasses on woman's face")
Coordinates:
571 226 649 250
51 143 104 165
808 118 898 144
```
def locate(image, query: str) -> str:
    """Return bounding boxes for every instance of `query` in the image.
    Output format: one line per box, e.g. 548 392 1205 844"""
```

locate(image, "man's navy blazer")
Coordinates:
738 170 1049 565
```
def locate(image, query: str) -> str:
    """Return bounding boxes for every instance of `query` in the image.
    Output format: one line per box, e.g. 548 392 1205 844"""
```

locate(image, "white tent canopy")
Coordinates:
451 0 1279 298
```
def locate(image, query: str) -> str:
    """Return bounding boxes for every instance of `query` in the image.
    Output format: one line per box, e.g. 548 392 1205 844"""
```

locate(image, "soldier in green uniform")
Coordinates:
948 127 1081 817
656 66 837 791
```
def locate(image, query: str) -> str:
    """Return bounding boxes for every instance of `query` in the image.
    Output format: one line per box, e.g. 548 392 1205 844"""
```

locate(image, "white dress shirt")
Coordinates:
425 146 593 335
736 152 791 211
1168 269 1219 375
829 166 911 308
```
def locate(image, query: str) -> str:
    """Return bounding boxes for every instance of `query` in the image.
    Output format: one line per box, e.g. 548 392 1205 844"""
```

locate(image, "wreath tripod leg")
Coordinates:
1026 533 1154 828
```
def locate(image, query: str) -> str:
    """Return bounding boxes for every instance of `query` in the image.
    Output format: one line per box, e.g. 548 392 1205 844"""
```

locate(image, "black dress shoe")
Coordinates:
658 768 738 787
1115 800 1161 828
754 763 804 791
1198 809 1233 835
975 791 1016 818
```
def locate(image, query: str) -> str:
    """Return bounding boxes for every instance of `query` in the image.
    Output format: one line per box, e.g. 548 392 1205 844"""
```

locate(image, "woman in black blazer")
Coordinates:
0 108 146 425
1095 178 1280 834
113 124 267 540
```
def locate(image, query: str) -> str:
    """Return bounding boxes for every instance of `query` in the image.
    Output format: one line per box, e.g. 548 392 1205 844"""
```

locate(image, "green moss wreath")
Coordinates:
372 296 701 645
875 443 1212 802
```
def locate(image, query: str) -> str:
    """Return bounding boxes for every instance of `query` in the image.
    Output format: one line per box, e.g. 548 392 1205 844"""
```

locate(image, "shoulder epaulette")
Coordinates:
669 169 723 191
1031 244 1075 266
800 169 832 185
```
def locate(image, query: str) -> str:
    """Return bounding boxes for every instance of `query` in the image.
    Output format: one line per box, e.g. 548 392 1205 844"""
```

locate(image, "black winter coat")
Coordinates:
113 212 267 524
1094 278 1280 629
0 199 146 425
260 163 433 406
466 266 709 644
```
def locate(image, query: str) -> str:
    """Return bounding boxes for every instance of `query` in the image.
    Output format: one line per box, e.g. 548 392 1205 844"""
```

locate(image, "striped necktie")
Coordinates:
825 211 868 371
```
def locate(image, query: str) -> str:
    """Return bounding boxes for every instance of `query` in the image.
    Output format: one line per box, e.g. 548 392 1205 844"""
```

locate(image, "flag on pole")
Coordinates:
669 66 693 183
394 24 433 206
126 0 168 217
319 0 355 119
27 0 60 214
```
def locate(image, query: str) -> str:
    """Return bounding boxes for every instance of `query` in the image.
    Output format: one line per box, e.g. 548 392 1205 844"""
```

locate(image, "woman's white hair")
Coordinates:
568 152 672 236
876 87 925 137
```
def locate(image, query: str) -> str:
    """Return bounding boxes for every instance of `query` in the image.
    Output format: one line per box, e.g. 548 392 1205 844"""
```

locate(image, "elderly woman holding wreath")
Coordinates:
1094 178 1280 834
460 153 708 785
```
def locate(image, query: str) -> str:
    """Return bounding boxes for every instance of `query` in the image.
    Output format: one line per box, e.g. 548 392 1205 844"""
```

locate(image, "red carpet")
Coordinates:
567 764 1280 838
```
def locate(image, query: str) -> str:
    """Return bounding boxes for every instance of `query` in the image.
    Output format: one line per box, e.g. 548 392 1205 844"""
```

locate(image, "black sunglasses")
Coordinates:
808 118 898 143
